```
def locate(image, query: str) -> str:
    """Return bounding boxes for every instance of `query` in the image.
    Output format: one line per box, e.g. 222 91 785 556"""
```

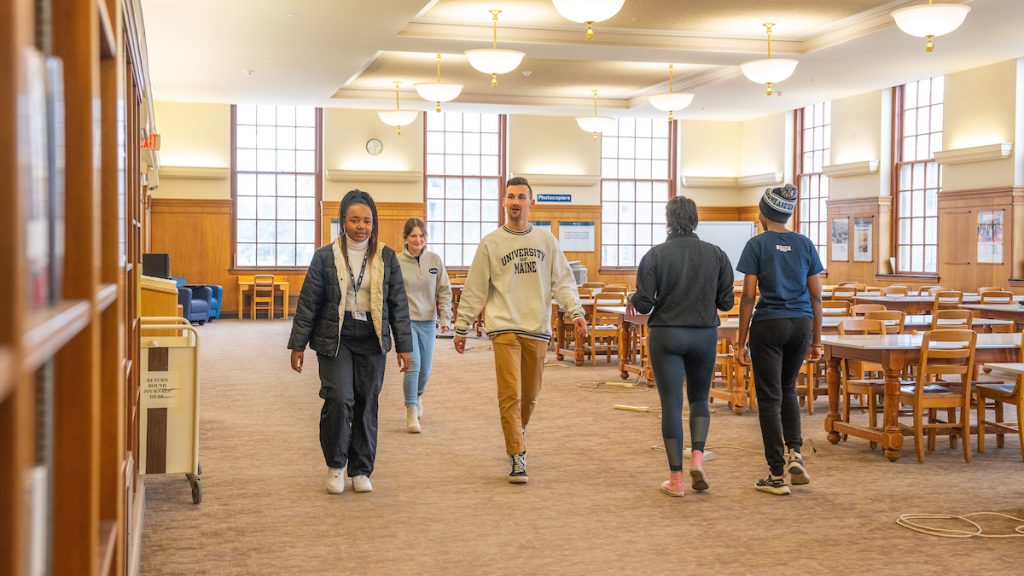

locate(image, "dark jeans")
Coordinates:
648 326 718 471
749 317 813 476
316 312 385 476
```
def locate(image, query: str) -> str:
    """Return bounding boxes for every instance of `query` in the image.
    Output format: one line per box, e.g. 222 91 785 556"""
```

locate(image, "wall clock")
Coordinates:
366 138 383 155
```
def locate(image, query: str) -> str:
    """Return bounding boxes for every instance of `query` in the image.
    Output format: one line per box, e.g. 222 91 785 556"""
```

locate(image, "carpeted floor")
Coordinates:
140 319 1024 575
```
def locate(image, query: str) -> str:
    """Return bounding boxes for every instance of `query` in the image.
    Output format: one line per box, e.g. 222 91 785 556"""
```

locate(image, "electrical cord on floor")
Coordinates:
896 512 1024 538
575 380 650 392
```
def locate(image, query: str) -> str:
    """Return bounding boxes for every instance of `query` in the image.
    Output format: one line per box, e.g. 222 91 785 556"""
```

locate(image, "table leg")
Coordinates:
617 322 629 379
731 357 748 415
881 366 904 461
825 356 842 444
282 285 289 319
238 286 244 319
574 322 584 366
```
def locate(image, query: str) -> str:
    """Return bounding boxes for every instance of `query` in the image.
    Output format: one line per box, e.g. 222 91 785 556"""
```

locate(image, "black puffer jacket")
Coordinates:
288 241 412 356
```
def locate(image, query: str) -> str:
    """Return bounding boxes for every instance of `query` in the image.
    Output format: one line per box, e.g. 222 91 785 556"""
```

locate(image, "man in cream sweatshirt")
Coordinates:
454 176 588 484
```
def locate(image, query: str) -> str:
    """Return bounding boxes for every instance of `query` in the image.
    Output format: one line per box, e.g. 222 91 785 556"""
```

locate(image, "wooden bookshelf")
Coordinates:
1 0 152 575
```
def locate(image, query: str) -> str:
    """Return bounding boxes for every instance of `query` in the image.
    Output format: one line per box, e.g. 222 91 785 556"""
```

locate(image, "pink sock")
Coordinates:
691 450 705 469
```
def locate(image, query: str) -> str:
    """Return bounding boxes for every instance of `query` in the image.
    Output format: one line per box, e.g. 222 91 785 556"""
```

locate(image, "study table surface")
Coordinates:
821 333 1021 461
962 303 1024 325
981 362 1024 375
237 277 290 319
854 294 981 314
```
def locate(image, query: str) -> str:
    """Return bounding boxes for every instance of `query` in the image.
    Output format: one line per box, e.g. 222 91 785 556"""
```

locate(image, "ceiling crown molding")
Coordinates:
515 173 600 187
326 169 421 183
158 165 229 179
933 143 1013 166
823 160 878 178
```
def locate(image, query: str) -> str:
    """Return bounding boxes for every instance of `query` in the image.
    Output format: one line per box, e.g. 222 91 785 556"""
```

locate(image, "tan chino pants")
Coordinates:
491 333 548 455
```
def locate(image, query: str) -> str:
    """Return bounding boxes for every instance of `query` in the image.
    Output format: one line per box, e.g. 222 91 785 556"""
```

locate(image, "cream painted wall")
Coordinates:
508 115 601 204
322 108 424 202
942 59 1018 191
740 113 786 179
830 90 884 201
153 102 231 199
680 120 741 179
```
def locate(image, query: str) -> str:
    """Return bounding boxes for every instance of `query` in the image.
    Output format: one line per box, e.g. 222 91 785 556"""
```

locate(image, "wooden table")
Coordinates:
962 304 1024 328
981 362 1024 375
854 294 981 314
822 333 1021 461
237 276 290 319
555 298 596 366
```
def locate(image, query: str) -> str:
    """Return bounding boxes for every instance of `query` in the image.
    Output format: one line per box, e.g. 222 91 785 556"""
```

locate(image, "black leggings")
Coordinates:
648 326 718 471
748 317 812 476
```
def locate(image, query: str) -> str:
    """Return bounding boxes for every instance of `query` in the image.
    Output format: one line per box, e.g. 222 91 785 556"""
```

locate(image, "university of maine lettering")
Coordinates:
501 248 546 275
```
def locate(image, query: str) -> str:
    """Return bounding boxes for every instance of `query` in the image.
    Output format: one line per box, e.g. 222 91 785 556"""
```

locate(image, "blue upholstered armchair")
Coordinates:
171 277 212 324
205 284 223 320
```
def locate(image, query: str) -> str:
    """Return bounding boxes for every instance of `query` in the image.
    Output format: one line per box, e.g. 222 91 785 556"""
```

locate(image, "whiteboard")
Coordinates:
694 221 757 278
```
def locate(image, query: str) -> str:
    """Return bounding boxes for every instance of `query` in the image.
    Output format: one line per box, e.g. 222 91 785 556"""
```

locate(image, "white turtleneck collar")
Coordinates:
345 235 369 250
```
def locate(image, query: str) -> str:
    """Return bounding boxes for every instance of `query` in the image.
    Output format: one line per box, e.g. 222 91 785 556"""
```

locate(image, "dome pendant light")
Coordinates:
551 0 625 40
464 9 525 87
739 23 798 96
377 82 418 135
648 64 695 121
575 89 616 140
415 54 463 112
892 0 971 53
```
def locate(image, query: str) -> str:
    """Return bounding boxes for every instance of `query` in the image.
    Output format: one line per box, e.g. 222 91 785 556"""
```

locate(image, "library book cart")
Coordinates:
2 0 158 574
139 318 202 504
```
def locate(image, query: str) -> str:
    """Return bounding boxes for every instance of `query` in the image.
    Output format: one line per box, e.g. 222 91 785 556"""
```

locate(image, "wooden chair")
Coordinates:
838 281 867 291
930 309 972 330
897 330 976 463
865 310 906 334
837 318 887 433
931 290 963 313
979 290 1014 304
601 283 629 294
883 285 909 297
977 286 1003 295
581 281 605 291
587 292 625 364
831 286 858 302
851 303 886 317
251 274 276 320
822 300 852 316
918 285 943 296
977 335 1024 461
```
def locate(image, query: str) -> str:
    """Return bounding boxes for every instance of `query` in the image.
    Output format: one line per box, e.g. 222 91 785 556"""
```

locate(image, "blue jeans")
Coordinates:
403 320 437 406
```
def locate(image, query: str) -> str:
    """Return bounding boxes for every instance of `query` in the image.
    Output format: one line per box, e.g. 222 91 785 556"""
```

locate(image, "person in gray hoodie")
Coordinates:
396 218 453 433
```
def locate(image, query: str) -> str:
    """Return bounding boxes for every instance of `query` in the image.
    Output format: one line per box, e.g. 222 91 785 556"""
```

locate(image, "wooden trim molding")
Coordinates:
933 143 1013 165
823 160 878 178
158 166 230 180
828 195 890 214
514 173 600 187
937 186 1023 202
737 172 783 187
149 198 232 214
325 169 421 183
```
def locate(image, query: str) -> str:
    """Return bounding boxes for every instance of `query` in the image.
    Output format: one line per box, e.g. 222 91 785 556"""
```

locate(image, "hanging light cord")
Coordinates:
488 9 501 86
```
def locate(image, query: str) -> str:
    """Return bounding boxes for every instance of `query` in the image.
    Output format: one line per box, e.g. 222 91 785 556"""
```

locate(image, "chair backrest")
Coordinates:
602 284 629 294
581 281 605 290
915 329 977 390
864 310 906 334
977 286 1004 295
831 286 858 301
254 274 275 296
851 303 886 317
882 285 909 297
838 281 866 291
593 291 626 306
980 290 1014 304
931 290 963 312
837 318 886 336
931 309 973 330
822 300 852 316
577 287 596 299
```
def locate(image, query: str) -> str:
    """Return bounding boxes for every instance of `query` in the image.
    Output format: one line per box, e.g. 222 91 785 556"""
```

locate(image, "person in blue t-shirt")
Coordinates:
736 184 823 496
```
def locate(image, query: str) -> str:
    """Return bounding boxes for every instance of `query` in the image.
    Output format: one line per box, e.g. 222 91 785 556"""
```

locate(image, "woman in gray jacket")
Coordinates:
288 189 412 495
396 218 453 433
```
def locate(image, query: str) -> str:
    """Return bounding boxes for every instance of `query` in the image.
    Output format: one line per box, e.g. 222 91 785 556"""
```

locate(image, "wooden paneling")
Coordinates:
936 187 1023 291
149 198 234 309
826 197 890 285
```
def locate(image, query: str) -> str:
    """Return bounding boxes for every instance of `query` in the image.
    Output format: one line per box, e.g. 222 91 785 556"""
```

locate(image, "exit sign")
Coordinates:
141 133 161 150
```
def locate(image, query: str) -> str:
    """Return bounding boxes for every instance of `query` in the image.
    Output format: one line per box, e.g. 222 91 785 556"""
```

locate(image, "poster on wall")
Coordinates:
530 221 552 234
853 217 873 262
831 217 849 262
559 221 595 252
977 210 1004 264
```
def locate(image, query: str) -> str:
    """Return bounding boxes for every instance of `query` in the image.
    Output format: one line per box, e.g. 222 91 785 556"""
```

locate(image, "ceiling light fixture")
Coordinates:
551 0 625 40
415 53 464 112
377 82 418 135
648 64 694 121
576 89 616 140
740 23 798 96
891 0 970 52
464 9 525 87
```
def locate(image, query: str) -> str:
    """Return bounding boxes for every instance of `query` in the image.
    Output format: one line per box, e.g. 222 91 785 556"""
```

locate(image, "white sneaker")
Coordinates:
406 405 421 433
326 468 345 494
352 474 373 493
